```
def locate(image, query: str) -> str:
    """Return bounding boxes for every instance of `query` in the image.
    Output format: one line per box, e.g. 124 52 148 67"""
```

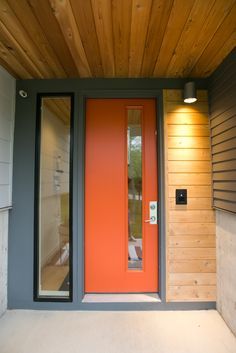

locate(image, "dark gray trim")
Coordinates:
9 299 216 311
77 93 86 303
209 49 236 214
15 77 209 94
33 93 74 302
72 93 80 305
157 91 166 303
8 77 214 311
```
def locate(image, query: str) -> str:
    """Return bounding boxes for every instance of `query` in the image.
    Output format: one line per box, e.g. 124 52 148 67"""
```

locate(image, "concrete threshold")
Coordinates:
82 293 161 303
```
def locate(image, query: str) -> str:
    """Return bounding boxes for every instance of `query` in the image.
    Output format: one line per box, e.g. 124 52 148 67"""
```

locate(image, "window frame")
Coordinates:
34 92 74 302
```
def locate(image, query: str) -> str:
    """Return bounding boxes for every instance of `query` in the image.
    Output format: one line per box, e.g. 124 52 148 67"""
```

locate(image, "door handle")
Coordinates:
144 216 156 223
145 201 158 224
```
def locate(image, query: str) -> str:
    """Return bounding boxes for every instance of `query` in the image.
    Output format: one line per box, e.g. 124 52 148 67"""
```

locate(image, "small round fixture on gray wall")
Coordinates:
19 90 28 98
184 81 197 103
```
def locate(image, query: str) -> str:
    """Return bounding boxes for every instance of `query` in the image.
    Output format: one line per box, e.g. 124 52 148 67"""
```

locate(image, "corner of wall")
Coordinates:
0 65 16 316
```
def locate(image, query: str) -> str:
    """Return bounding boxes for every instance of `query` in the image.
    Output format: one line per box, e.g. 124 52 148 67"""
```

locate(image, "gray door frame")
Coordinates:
9 78 215 310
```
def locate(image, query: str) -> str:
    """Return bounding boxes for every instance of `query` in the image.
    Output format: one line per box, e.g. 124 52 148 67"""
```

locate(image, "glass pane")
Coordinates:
127 109 142 270
38 97 71 297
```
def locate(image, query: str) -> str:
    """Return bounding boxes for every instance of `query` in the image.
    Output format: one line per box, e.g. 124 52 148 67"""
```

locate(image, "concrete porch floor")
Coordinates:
0 310 236 353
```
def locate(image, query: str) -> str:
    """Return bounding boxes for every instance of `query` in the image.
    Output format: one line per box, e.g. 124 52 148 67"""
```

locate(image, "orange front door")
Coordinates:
85 99 158 293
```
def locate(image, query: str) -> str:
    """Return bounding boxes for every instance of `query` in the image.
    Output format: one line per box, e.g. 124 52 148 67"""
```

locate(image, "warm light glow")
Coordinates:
184 97 197 103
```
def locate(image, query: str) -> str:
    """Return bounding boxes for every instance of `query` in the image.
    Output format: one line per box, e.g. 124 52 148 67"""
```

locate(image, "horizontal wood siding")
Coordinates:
164 89 216 302
0 66 15 209
209 49 236 213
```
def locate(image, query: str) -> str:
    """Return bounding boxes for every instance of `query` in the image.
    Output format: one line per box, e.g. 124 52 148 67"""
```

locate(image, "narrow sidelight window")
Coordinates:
127 108 143 270
35 95 73 300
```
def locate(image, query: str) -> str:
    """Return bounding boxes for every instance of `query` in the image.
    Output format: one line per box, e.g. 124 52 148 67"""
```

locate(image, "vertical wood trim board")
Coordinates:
164 89 216 302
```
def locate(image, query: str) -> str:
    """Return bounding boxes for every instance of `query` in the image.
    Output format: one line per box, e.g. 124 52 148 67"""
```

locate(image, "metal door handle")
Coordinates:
145 201 158 224
144 216 156 223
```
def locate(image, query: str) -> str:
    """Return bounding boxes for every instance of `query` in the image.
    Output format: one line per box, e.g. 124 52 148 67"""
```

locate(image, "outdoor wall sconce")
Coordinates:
183 81 197 103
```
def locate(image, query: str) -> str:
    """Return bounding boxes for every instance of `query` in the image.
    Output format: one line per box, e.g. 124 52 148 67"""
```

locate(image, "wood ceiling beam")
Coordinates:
0 42 31 79
129 0 152 77
112 0 132 77
201 31 236 78
49 0 91 77
27 0 78 78
166 0 216 77
7 0 67 78
0 20 44 78
154 0 195 77
70 0 103 77
141 0 173 77
91 0 115 77
179 0 236 77
190 3 236 77
0 0 57 78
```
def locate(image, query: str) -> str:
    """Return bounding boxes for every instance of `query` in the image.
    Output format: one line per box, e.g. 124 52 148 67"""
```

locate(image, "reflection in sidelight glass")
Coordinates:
37 96 72 298
127 109 143 270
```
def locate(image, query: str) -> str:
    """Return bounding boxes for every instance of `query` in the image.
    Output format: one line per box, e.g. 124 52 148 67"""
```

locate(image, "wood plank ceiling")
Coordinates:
0 0 235 79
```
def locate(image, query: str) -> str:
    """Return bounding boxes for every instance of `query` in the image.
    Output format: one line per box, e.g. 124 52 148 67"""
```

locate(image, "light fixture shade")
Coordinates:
184 81 197 103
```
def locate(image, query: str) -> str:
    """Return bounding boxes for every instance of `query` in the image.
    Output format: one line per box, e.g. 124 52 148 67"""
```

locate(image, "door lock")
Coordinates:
145 201 158 224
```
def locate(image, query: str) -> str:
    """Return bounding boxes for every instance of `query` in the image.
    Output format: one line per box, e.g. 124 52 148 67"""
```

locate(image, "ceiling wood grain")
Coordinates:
0 0 235 79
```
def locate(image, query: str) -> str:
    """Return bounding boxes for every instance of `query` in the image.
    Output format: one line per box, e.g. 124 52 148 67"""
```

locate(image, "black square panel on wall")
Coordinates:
176 189 187 205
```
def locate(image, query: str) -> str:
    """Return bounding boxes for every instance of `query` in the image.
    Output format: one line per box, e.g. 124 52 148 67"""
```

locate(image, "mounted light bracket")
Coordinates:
184 81 197 103
19 90 28 98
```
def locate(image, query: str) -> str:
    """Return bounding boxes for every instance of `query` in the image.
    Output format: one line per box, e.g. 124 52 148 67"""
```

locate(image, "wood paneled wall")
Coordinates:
164 89 216 302
209 49 236 213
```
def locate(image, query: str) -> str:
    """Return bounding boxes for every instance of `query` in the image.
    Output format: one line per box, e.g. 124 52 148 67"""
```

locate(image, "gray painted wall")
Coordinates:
8 78 215 310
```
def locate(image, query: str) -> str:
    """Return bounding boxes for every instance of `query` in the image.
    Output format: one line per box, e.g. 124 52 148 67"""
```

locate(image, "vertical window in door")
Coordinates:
127 109 143 270
35 95 72 299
